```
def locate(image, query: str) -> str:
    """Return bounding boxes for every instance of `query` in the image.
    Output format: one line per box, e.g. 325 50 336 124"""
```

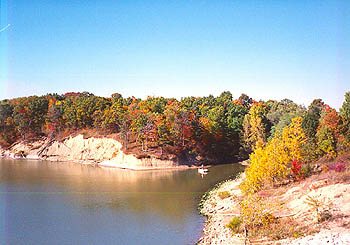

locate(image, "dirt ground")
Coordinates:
199 165 350 245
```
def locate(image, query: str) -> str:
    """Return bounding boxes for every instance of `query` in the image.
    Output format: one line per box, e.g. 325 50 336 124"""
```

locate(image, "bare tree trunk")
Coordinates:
145 136 148 152
123 131 128 150
126 131 129 150
20 130 25 141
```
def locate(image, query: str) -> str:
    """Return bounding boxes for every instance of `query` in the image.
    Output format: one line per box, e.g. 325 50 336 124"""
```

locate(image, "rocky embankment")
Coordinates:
199 173 350 244
0 135 187 170
199 175 246 244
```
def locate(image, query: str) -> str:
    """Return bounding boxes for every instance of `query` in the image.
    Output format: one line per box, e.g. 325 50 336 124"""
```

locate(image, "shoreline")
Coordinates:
98 164 208 171
0 155 204 171
198 171 350 244
0 135 206 171
198 173 245 244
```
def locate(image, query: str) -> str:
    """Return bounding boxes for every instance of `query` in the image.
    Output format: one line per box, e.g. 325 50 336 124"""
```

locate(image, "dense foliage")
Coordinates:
1 91 349 166
241 117 306 193
240 93 350 193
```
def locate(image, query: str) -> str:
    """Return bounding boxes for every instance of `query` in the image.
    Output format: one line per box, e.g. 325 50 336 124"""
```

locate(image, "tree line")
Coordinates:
0 91 349 164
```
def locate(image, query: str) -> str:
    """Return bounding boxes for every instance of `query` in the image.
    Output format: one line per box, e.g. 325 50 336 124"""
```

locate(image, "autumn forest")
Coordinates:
0 91 350 165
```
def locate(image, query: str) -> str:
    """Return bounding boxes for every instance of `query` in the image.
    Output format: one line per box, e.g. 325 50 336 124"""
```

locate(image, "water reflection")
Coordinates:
0 159 243 244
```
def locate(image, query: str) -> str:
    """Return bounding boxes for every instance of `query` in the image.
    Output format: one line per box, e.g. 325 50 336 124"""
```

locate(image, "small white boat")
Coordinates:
198 165 208 174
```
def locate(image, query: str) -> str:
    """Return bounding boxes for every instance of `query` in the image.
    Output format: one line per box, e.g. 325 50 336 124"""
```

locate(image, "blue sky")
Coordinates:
0 0 349 109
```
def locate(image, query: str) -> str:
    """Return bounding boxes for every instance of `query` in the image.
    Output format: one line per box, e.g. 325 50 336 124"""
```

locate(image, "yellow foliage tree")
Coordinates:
243 103 268 151
281 117 306 162
241 117 306 193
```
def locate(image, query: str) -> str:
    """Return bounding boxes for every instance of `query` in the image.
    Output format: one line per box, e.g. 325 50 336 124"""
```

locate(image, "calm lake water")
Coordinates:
0 159 243 245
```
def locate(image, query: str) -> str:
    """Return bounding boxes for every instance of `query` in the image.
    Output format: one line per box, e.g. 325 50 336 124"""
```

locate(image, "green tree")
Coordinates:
302 99 324 139
12 96 49 140
316 126 336 156
340 92 350 141
237 93 253 108
0 102 17 145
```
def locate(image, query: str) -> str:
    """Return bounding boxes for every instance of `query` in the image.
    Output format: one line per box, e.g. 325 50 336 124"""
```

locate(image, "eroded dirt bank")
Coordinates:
0 135 191 170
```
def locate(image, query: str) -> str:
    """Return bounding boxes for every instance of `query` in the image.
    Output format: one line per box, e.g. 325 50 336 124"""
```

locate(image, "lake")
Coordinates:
0 159 243 245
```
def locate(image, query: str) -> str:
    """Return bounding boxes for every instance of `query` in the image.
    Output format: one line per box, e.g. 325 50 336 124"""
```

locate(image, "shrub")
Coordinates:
291 159 302 179
301 163 313 178
240 194 275 229
335 162 346 172
321 164 329 173
226 216 242 233
304 194 334 223
318 210 332 223
234 194 304 240
293 231 304 238
328 162 346 172
218 191 231 199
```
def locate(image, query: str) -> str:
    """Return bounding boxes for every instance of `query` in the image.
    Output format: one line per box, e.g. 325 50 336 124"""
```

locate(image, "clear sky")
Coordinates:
0 0 349 109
